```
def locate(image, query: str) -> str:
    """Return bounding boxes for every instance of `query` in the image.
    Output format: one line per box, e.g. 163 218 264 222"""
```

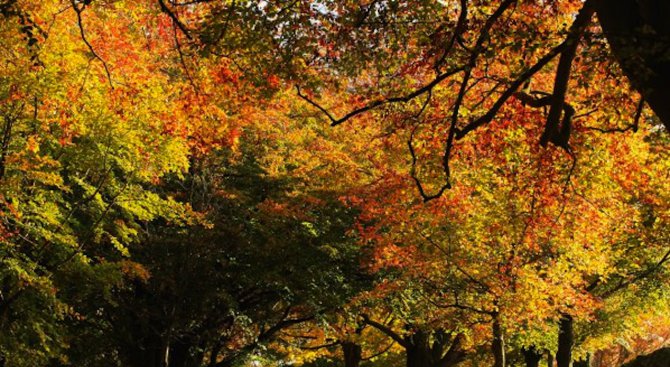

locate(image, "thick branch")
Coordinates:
214 309 314 367
434 0 469 72
437 333 466 367
540 0 596 146
360 314 408 348
514 91 576 149
455 0 599 140
455 45 566 139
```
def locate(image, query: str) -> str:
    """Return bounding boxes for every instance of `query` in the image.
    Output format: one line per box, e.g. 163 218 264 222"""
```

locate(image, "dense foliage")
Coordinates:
0 1 669 367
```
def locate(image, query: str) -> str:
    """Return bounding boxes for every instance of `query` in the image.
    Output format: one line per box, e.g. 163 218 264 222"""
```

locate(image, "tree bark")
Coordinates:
342 341 363 367
121 333 168 367
404 330 464 367
169 337 198 367
622 348 670 367
595 0 670 130
522 347 543 367
548 352 554 367
0 113 15 181
573 354 589 367
492 318 506 367
556 315 574 367
361 317 464 367
406 330 432 367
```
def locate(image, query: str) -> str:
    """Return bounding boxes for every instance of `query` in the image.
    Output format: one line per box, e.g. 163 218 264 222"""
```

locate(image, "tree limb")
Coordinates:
360 314 408 348
540 0 596 147
71 0 113 88
295 65 465 127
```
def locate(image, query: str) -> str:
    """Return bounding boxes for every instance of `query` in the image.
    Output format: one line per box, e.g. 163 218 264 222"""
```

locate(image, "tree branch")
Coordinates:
158 0 192 39
540 0 596 147
434 0 469 72
295 65 465 127
408 125 451 202
584 97 644 133
71 0 113 88
360 314 408 348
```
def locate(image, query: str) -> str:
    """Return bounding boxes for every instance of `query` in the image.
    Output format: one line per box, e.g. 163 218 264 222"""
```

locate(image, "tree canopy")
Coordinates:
0 1 669 367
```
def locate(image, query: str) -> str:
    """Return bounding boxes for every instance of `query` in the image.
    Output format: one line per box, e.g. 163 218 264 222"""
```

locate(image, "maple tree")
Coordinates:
0 1 669 367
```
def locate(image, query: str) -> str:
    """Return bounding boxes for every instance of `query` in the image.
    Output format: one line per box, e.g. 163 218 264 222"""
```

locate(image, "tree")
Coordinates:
595 0 670 128
179 0 667 198
0 2 195 363
1 2 669 367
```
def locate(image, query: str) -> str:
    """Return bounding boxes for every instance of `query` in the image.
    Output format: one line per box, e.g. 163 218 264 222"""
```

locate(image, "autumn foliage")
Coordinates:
0 1 668 367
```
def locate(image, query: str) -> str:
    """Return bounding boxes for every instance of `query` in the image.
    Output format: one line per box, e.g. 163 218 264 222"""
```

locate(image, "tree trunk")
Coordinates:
556 315 574 367
406 330 432 367
548 352 554 367
0 113 14 181
595 0 670 130
573 354 589 367
622 348 670 367
342 341 363 367
492 318 506 367
406 347 432 367
522 347 543 367
169 337 198 367
404 330 465 367
122 333 167 367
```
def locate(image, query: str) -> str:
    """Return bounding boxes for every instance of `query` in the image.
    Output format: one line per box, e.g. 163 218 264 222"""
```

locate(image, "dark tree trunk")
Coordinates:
404 330 465 367
362 317 465 367
622 348 670 367
0 112 15 180
122 333 168 367
492 318 506 367
573 354 589 367
556 315 574 367
406 330 432 367
342 341 363 367
406 347 431 367
548 352 554 367
595 0 670 130
522 347 543 367
169 337 198 367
